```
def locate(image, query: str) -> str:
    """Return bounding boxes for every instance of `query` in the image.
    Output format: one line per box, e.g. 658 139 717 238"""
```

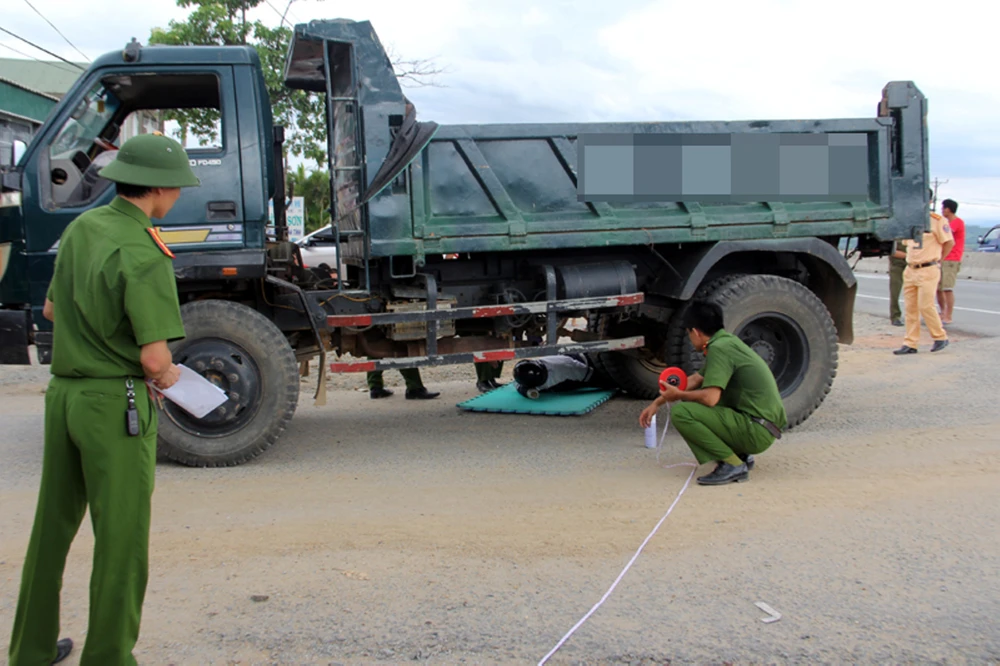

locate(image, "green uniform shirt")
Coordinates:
46 197 185 378
700 330 788 430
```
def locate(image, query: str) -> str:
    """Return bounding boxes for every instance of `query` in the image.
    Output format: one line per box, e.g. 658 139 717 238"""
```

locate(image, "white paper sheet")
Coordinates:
151 364 229 419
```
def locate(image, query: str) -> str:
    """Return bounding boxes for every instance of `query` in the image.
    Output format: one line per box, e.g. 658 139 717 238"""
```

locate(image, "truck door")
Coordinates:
22 66 243 325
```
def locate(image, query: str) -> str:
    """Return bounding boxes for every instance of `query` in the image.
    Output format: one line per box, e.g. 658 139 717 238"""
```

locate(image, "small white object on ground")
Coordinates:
755 601 782 623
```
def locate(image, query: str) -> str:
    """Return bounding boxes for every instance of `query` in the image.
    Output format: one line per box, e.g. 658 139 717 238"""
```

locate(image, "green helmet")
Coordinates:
99 133 201 188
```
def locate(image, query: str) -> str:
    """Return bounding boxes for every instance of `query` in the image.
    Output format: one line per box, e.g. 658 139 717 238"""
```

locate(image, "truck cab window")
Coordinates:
46 73 223 209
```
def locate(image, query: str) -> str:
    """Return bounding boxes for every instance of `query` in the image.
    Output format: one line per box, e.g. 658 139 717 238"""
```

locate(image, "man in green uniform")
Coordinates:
367 368 439 400
639 300 787 486
8 133 199 665
888 239 907 326
474 360 504 393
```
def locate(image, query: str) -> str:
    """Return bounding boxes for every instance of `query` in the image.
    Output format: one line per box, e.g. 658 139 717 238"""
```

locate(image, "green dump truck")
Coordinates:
0 20 930 466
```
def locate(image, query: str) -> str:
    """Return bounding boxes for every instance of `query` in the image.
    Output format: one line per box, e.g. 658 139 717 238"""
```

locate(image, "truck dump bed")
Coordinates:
285 21 927 263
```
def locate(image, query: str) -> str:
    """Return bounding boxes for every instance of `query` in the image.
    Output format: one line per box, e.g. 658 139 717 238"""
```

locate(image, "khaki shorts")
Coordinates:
940 260 961 290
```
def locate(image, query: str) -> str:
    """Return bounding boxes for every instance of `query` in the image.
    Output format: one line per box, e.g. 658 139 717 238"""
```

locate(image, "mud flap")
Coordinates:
0 310 30 365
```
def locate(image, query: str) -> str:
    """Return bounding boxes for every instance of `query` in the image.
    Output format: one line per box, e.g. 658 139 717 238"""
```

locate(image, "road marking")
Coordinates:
856 294 1000 316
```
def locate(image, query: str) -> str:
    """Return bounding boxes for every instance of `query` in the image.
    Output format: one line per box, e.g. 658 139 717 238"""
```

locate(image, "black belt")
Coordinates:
909 260 939 269
751 417 783 440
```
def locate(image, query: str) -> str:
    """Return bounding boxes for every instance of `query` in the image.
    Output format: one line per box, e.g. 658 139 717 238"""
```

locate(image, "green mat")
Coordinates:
457 383 617 416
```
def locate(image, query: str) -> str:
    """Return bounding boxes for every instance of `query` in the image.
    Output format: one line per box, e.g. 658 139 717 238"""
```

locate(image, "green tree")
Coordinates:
150 0 327 165
286 164 331 233
150 0 443 168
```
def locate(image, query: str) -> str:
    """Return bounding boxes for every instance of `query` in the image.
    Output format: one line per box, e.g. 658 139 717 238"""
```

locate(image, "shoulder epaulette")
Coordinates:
146 227 175 258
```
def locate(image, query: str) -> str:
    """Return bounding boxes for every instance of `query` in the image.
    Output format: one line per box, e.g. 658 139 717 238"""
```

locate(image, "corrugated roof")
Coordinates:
0 57 86 97
0 75 60 101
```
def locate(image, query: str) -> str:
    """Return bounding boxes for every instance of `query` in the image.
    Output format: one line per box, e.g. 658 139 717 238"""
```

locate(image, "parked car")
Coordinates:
976 225 1000 252
296 225 340 272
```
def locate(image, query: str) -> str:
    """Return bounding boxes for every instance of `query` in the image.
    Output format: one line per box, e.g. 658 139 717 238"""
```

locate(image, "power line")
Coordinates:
22 0 90 62
0 25 85 70
262 0 298 29
0 40 80 75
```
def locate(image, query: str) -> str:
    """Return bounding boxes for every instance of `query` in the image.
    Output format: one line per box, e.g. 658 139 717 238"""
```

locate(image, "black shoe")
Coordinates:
488 379 506 389
930 339 949 353
738 454 755 470
891 319 903 327
697 462 749 486
405 387 440 400
369 387 394 399
893 346 918 355
52 638 73 664
476 381 493 394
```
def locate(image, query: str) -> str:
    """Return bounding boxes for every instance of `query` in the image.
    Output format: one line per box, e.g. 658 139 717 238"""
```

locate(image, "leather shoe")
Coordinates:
476 381 493 394
738 454 755 470
52 638 73 664
488 379 506 389
891 319 903 327
369 387 393 399
405 387 440 400
930 339 949 353
893 345 917 355
697 462 749 485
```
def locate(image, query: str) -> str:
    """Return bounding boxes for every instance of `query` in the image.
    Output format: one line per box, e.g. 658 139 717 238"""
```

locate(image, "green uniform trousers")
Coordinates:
671 402 775 465
366 368 423 391
475 361 503 382
9 376 156 666
889 257 907 321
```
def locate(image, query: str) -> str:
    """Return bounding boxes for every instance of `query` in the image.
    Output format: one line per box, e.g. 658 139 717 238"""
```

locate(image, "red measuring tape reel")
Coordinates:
658 366 688 391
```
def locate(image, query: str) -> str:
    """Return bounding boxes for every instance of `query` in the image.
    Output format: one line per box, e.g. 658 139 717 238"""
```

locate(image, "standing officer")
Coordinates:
638 300 787 486
8 133 198 665
888 239 907 326
474 360 504 393
367 368 439 400
894 189 954 355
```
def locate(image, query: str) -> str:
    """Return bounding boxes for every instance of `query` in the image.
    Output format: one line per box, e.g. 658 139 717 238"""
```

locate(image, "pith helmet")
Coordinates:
99 133 201 188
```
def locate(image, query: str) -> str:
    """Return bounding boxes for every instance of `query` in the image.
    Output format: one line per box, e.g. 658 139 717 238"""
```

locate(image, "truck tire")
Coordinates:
597 275 742 399
666 274 838 428
156 299 300 467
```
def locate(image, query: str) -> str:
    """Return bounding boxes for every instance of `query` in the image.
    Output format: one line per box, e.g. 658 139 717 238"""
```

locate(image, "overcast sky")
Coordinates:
3 0 998 225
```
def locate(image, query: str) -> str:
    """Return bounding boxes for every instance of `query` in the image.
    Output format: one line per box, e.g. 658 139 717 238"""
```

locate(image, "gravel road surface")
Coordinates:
1 313 998 665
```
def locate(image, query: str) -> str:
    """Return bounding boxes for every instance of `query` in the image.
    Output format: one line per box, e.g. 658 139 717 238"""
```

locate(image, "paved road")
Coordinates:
854 273 1000 337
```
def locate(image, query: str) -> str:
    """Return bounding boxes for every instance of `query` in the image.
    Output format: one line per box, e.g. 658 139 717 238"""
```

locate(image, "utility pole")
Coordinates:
931 177 949 208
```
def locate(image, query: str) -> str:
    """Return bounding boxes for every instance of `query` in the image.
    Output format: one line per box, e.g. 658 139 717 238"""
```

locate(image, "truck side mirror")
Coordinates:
12 140 27 166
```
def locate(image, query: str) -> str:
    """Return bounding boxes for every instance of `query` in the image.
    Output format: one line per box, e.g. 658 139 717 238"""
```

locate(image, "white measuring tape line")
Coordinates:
538 411 696 665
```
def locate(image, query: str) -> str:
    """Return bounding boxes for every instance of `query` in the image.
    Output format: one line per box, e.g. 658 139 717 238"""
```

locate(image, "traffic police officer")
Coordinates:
639 300 787 486
894 189 954 355
8 133 199 665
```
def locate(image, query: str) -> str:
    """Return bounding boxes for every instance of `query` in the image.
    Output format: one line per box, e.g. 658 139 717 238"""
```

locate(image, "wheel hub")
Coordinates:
164 338 262 437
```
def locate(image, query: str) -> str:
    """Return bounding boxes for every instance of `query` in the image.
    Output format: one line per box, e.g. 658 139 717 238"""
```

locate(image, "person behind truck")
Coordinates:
8 133 198 665
888 239 907 326
894 189 954 355
475 361 505 392
367 369 440 400
936 198 964 325
638 300 787 486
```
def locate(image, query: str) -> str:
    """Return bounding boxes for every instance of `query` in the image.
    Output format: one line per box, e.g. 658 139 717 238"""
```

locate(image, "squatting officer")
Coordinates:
8 133 199 665
639 300 787 486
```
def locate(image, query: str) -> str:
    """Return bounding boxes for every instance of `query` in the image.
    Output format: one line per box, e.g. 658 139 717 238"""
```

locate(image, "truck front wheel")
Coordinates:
156 299 300 467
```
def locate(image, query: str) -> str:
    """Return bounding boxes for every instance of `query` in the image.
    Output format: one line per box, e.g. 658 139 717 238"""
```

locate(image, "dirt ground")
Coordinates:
1 313 998 665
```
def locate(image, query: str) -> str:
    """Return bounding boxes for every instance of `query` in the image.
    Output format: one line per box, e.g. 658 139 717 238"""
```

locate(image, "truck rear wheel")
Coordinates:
666 274 838 428
156 299 300 467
